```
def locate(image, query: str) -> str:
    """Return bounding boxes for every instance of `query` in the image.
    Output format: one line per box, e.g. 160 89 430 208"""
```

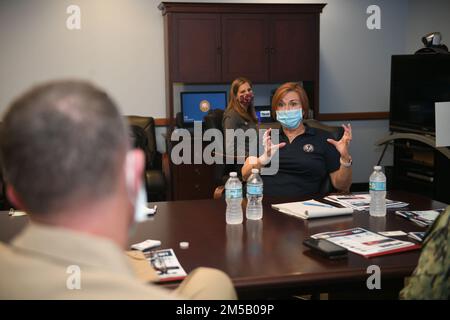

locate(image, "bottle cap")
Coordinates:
179 242 189 249
251 168 259 174
229 172 237 177
374 166 382 170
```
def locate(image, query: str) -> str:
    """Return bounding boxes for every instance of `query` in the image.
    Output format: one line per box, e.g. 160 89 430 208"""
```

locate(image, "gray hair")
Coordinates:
0 80 129 214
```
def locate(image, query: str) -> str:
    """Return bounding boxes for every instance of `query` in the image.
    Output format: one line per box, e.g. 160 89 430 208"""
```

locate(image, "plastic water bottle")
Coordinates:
246 168 263 220
225 172 243 224
369 166 387 217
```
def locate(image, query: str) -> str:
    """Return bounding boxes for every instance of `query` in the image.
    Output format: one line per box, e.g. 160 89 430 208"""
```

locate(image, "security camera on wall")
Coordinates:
415 32 449 54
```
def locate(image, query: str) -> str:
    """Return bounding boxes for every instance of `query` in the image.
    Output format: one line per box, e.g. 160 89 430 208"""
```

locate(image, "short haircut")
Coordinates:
0 80 129 214
271 82 310 119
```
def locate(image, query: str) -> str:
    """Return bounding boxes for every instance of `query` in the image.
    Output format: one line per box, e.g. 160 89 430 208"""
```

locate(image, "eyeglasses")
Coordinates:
277 100 301 109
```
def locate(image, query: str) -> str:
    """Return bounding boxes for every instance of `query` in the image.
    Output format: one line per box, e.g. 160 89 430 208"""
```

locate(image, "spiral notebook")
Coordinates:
272 200 353 220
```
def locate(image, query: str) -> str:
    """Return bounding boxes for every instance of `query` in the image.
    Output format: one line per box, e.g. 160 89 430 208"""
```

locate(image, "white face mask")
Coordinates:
125 152 149 224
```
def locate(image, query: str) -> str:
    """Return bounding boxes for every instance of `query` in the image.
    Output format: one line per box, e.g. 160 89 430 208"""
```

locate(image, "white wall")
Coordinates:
1 0 448 183
0 0 166 118
405 0 450 53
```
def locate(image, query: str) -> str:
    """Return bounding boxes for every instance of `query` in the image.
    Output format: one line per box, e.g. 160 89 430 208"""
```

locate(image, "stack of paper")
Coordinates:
395 209 444 227
408 232 427 242
324 194 408 211
272 199 353 220
311 227 420 258
147 248 187 282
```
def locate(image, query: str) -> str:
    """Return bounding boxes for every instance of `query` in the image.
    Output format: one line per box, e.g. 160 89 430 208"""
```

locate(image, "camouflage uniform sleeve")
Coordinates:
400 206 450 300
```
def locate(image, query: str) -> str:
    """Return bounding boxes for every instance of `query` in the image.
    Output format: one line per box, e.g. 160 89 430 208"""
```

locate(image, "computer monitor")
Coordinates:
181 91 227 126
390 54 450 135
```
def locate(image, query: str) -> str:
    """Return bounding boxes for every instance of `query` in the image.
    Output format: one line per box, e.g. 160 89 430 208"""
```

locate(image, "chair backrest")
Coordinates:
203 109 241 185
304 119 345 195
204 109 224 132
175 112 184 129
126 116 159 169
303 119 344 141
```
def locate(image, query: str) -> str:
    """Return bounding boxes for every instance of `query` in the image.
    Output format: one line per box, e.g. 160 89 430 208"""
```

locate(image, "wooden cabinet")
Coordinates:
391 139 450 204
171 13 221 82
168 10 321 84
171 163 216 200
166 133 217 200
222 14 319 83
269 14 318 82
160 3 325 200
160 2 325 122
221 14 269 82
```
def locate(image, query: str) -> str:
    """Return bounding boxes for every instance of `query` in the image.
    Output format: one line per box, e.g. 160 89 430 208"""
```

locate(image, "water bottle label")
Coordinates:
225 188 242 199
247 185 263 195
370 181 386 191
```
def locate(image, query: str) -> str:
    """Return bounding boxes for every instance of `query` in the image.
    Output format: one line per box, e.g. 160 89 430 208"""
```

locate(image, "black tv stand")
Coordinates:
376 132 450 204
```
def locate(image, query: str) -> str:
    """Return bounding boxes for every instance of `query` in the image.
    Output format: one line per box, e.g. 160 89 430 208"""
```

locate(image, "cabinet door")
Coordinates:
171 13 221 82
221 14 269 83
172 164 216 200
269 14 318 82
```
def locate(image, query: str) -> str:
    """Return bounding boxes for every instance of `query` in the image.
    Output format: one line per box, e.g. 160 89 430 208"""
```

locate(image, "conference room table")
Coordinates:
0 190 447 299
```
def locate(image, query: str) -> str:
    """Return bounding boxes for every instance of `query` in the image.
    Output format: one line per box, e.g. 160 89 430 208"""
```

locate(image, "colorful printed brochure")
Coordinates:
147 249 187 282
325 194 408 211
311 227 420 258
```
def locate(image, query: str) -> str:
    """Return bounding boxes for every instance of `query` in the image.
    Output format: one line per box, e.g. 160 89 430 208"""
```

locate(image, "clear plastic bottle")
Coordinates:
369 166 387 217
246 168 263 220
225 172 243 224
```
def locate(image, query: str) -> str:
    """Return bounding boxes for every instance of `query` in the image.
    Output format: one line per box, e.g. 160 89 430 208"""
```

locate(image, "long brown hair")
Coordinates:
271 82 310 119
226 77 257 123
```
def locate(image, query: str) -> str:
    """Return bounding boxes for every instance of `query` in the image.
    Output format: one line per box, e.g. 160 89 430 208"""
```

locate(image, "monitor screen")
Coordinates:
181 91 227 124
390 55 450 134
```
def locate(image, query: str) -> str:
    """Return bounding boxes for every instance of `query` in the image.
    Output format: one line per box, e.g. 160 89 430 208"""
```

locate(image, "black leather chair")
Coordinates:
126 116 167 202
0 122 11 210
303 119 344 195
203 109 244 196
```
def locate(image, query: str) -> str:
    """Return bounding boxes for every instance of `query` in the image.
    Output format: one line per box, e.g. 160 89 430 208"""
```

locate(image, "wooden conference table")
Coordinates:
0 191 447 299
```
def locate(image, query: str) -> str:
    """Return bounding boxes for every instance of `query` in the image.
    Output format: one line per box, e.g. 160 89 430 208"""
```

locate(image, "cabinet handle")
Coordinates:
194 168 200 175
194 184 200 190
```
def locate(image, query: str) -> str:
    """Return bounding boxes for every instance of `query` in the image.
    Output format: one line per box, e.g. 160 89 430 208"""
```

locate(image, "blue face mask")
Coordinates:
276 109 303 129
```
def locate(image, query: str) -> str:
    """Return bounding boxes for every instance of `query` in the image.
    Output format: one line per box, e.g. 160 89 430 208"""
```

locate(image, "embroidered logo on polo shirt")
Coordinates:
303 144 314 153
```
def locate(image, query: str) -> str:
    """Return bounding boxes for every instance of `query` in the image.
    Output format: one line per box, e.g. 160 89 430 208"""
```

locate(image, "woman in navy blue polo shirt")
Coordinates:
241 82 352 196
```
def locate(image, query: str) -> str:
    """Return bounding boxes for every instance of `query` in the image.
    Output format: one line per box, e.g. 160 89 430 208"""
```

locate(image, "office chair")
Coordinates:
126 116 167 201
303 119 344 195
203 109 247 196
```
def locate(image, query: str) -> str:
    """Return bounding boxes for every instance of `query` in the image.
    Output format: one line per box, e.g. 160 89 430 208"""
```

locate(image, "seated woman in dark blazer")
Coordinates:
222 77 258 167
242 82 353 196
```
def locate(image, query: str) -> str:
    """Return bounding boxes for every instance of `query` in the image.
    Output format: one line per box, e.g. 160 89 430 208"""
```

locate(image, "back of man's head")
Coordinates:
0 80 129 215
